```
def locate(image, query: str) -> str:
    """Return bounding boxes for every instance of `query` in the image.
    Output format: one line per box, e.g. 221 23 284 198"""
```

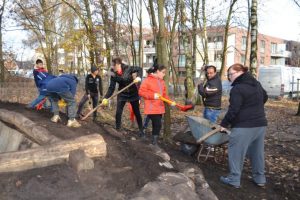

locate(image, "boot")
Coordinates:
139 130 146 138
152 135 158 145
51 115 61 123
67 119 81 128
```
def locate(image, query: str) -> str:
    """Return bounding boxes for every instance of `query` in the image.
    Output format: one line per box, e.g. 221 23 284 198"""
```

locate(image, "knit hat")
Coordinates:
91 66 98 73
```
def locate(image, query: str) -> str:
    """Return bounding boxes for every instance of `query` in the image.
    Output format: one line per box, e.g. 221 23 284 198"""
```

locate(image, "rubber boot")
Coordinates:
152 135 158 145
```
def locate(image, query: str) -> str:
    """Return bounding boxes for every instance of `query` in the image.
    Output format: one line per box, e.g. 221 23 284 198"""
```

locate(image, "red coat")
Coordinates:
139 74 168 115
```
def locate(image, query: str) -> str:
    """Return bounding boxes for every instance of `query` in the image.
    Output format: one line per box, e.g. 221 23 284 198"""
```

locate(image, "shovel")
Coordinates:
81 81 137 120
159 96 194 112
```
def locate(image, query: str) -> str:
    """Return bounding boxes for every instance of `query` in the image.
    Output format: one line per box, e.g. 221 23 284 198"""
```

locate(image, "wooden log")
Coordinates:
0 134 106 173
0 109 60 145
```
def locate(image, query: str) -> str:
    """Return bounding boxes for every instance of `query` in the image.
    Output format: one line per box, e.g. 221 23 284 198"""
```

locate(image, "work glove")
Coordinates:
58 99 67 108
154 93 161 100
87 94 91 98
170 102 176 107
101 98 109 106
133 77 141 83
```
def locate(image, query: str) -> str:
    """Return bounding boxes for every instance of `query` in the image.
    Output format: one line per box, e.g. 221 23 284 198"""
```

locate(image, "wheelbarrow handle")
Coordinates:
196 127 222 144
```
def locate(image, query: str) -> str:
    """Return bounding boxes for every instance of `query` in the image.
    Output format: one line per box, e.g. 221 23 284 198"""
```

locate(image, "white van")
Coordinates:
258 65 300 98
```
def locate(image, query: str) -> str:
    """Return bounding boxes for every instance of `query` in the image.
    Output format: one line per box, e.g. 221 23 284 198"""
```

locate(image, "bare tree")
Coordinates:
0 0 6 82
249 0 258 77
220 0 238 79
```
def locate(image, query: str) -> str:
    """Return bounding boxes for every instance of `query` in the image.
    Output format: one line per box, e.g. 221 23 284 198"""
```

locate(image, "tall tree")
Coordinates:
219 0 238 79
179 0 193 101
14 0 61 73
0 0 6 82
157 0 171 140
249 0 258 77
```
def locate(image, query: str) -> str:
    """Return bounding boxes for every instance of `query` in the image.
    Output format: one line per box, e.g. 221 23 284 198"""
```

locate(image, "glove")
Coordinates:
58 99 67 108
101 98 109 106
170 102 176 107
133 77 141 83
154 93 161 99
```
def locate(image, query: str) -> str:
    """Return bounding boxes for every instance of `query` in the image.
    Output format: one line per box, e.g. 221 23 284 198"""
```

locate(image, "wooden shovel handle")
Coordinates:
81 81 136 120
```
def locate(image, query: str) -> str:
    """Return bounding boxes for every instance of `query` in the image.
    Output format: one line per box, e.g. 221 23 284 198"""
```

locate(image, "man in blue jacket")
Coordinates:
46 74 81 128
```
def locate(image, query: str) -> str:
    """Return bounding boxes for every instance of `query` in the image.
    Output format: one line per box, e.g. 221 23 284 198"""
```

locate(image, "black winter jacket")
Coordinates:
104 64 142 101
85 74 103 96
221 72 268 128
198 74 222 108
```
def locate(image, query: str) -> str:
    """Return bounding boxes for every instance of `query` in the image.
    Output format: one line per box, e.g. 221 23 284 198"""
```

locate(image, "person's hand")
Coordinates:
133 77 141 83
132 72 137 79
154 93 161 99
101 98 109 106
87 94 91 98
220 126 228 132
170 102 176 107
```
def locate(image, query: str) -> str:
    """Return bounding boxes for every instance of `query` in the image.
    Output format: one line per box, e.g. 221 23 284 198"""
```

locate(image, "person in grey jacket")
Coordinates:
220 63 268 188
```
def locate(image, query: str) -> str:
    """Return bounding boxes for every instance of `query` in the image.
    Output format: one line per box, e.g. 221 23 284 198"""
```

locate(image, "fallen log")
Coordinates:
0 134 106 173
0 109 60 145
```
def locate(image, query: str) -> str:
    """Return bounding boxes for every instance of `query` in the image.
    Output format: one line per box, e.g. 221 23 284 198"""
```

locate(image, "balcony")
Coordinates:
271 50 292 58
144 46 156 54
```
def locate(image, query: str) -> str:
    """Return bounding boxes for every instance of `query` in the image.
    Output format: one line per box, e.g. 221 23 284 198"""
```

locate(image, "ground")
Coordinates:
0 100 299 200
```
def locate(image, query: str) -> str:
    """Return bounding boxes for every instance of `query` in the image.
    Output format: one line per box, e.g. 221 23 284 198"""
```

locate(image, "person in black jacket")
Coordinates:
76 66 103 121
219 63 268 188
101 57 144 136
198 65 222 123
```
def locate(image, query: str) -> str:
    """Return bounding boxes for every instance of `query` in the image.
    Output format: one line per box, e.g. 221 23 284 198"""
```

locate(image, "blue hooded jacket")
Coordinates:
46 74 78 97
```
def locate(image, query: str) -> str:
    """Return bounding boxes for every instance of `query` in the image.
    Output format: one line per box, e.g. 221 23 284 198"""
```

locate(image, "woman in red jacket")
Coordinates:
139 64 173 145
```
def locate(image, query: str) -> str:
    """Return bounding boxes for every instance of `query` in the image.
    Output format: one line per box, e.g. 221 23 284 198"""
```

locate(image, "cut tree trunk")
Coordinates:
0 109 60 145
0 134 106 173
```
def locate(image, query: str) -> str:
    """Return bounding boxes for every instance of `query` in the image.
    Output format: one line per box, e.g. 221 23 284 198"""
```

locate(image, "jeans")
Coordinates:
77 93 99 118
203 107 221 123
48 91 77 120
143 115 150 128
29 94 50 109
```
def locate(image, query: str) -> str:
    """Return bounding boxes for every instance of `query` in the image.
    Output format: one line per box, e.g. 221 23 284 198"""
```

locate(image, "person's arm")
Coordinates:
204 79 221 97
139 79 155 100
104 77 116 99
220 87 243 128
198 83 206 97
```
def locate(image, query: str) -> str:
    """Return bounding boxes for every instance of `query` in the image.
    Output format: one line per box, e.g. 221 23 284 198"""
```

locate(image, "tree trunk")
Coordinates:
249 0 258 77
201 0 209 64
0 109 60 145
0 0 5 82
0 134 106 173
180 0 193 100
220 0 238 79
138 0 144 68
296 102 300 116
244 0 251 66
157 0 171 140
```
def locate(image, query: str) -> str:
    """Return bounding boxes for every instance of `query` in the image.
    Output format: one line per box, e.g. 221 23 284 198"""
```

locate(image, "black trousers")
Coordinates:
116 99 143 131
77 92 99 118
148 114 162 136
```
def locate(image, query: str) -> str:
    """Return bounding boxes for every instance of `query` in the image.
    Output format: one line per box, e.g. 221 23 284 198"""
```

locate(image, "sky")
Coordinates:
2 0 300 61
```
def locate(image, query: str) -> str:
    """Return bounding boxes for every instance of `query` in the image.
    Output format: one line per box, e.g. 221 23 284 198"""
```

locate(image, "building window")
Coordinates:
271 58 276 65
241 36 247 51
260 56 265 65
178 55 186 67
271 43 277 54
241 54 246 64
260 40 265 53
214 50 222 61
214 36 223 42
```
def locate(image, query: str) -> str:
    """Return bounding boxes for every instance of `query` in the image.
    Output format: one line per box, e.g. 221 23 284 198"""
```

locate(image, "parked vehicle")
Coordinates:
258 65 300 98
